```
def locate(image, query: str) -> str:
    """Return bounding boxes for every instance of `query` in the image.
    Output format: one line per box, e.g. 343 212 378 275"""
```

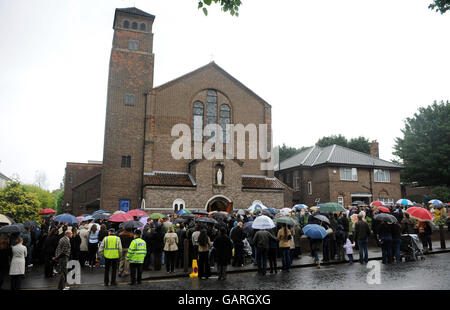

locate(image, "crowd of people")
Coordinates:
0 202 448 290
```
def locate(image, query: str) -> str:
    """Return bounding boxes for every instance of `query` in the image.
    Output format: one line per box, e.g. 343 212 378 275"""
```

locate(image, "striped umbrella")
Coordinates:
428 199 442 205
396 199 413 206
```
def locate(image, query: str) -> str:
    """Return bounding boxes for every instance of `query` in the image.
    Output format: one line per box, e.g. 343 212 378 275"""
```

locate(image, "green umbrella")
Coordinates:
319 202 346 213
149 213 166 220
274 216 298 226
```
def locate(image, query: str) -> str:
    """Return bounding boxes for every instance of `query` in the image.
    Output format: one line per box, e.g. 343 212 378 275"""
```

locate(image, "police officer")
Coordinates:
126 229 147 285
99 228 122 286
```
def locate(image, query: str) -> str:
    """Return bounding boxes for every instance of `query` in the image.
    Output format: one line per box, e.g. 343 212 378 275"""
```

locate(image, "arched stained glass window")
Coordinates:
206 90 218 140
193 101 204 142
220 104 231 143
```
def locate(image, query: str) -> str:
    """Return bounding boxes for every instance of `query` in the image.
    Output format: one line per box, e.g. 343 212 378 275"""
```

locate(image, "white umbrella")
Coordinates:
251 215 275 230
280 208 292 216
113 210 125 215
248 203 268 212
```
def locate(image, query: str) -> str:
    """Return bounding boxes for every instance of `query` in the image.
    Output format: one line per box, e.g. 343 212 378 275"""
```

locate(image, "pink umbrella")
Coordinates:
139 216 149 230
126 209 148 217
370 201 385 207
377 206 391 213
76 216 84 223
108 213 133 223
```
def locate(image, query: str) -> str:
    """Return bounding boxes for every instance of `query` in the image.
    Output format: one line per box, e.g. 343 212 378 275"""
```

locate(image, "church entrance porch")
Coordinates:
205 195 233 213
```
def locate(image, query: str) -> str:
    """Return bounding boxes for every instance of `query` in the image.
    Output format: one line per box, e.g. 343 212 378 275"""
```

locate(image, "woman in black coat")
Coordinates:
150 226 165 271
213 228 233 281
42 228 59 277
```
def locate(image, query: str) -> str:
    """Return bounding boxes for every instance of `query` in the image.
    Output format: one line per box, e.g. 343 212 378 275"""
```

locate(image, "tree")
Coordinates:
198 0 242 16
348 136 371 154
393 101 450 186
52 189 64 214
429 0 450 14
23 184 56 211
278 144 310 163
316 134 349 149
0 181 42 223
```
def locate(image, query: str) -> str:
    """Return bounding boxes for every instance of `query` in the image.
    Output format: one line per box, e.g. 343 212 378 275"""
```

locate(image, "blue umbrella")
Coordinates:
428 199 442 205
292 204 308 212
302 224 327 239
92 209 110 216
82 215 94 221
267 208 279 214
396 199 413 206
243 221 254 234
53 213 78 225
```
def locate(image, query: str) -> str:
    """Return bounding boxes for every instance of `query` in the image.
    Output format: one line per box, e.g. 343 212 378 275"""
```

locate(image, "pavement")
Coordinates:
5 239 448 290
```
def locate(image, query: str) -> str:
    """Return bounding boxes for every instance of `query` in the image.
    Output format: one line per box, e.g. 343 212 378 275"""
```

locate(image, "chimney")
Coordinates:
370 140 379 158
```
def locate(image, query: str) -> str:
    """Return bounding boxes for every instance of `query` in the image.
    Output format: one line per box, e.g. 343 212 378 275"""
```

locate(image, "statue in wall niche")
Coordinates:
217 168 223 185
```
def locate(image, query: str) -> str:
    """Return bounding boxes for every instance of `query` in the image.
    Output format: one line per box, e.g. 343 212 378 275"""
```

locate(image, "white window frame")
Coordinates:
294 176 300 192
307 181 312 195
125 94 135 106
338 196 344 206
340 167 358 181
374 169 390 183
173 199 186 211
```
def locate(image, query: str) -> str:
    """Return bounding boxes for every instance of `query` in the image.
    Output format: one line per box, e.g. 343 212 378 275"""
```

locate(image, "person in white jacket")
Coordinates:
343 237 355 264
9 237 27 290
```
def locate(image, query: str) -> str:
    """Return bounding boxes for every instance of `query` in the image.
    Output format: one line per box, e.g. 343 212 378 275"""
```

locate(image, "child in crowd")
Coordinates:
343 236 355 264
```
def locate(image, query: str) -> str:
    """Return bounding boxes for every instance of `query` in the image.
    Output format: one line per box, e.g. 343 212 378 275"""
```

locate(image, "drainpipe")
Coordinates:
141 92 148 204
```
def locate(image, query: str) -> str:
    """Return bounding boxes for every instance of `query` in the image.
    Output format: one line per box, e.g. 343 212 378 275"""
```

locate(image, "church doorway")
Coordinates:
205 195 233 213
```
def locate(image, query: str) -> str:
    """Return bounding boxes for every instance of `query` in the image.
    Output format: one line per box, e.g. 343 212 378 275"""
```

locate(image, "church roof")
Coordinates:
143 171 196 187
115 7 155 19
151 61 271 108
278 144 403 171
242 175 285 190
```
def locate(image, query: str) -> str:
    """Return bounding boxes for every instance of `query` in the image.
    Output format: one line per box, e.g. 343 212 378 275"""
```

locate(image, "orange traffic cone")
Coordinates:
189 259 199 278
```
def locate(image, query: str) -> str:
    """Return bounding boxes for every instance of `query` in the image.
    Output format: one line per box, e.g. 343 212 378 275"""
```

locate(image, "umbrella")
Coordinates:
149 213 166 220
76 216 85 223
351 200 367 207
243 221 254 234
38 208 56 215
113 210 125 215
406 207 434 222
261 209 274 218
0 214 14 225
92 209 111 216
180 213 196 220
139 216 149 227
374 213 398 223
119 221 144 230
376 206 391 213
370 201 385 207
0 223 27 234
428 199 442 205
196 217 218 225
280 208 293 216
54 213 79 225
177 209 191 215
311 214 330 225
319 202 346 213
274 216 297 226
267 208 280 214
24 220 38 228
163 221 173 228
108 213 133 223
302 224 327 239
192 210 209 215
174 218 188 224
211 212 230 220
126 209 148 217
247 203 268 212
92 213 111 221
237 209 248 216
251 215 275 230
82 215 94 221
292 204 308 212
396 199 413 206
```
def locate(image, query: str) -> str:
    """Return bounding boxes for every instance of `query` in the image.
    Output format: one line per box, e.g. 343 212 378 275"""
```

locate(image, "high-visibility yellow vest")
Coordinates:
126 238 146 264
103 235 120 259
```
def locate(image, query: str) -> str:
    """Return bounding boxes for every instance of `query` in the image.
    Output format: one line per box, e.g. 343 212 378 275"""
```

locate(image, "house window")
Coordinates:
131 22 138 30
307 181 312 195
140 23 146 31
193 101 204 142
294 176 300 192
68 172 73 184
338 196 344 206
340 168 358 181
173 199 186 212
374 198 394 205
121 156 131 168
374 169 390 182
128 39 139 50
125 94 135 106
219 104 231 143
123 20 130 29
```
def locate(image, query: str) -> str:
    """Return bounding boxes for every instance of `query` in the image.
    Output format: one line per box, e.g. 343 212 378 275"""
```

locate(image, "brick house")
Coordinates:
0 171 11 189
275 142 403 207
60 7 291 215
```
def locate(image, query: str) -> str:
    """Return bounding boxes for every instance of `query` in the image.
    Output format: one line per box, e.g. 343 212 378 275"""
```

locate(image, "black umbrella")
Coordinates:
180 213 196 219
0 223 27 234
93 213 111 221
211 212 230 220
119 221 144 230
23 220 38 228
192 210 209 215
352 201 368 206
196 217 218 225
374 213 398 223
311 214 330 225
174 218 188 224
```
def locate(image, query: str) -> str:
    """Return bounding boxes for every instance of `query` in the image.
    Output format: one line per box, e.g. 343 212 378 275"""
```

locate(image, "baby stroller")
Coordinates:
400 234 425 262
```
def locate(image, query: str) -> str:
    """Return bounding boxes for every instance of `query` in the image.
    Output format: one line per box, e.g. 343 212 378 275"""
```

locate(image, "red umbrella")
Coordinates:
108 213 133 223
406 207 434 221
38 208 57 215
377 206 391 213
370 201 384 207
126 209 148 217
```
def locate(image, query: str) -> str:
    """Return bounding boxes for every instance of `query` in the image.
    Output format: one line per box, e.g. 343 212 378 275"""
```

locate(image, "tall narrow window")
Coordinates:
121 156 131 168
193 101 204 142
220 104 231 143
68 172 73 184
128 39 139 50
131 22 138 30
206 90 218 140
125 94 135 106
140 23 146 31
123 20 130 29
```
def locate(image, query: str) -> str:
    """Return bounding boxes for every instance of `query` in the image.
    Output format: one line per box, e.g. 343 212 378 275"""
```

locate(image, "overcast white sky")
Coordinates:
0 0 449 191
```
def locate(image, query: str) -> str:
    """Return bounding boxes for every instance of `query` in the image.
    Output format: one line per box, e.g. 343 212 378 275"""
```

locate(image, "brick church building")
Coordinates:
64 8 291 215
